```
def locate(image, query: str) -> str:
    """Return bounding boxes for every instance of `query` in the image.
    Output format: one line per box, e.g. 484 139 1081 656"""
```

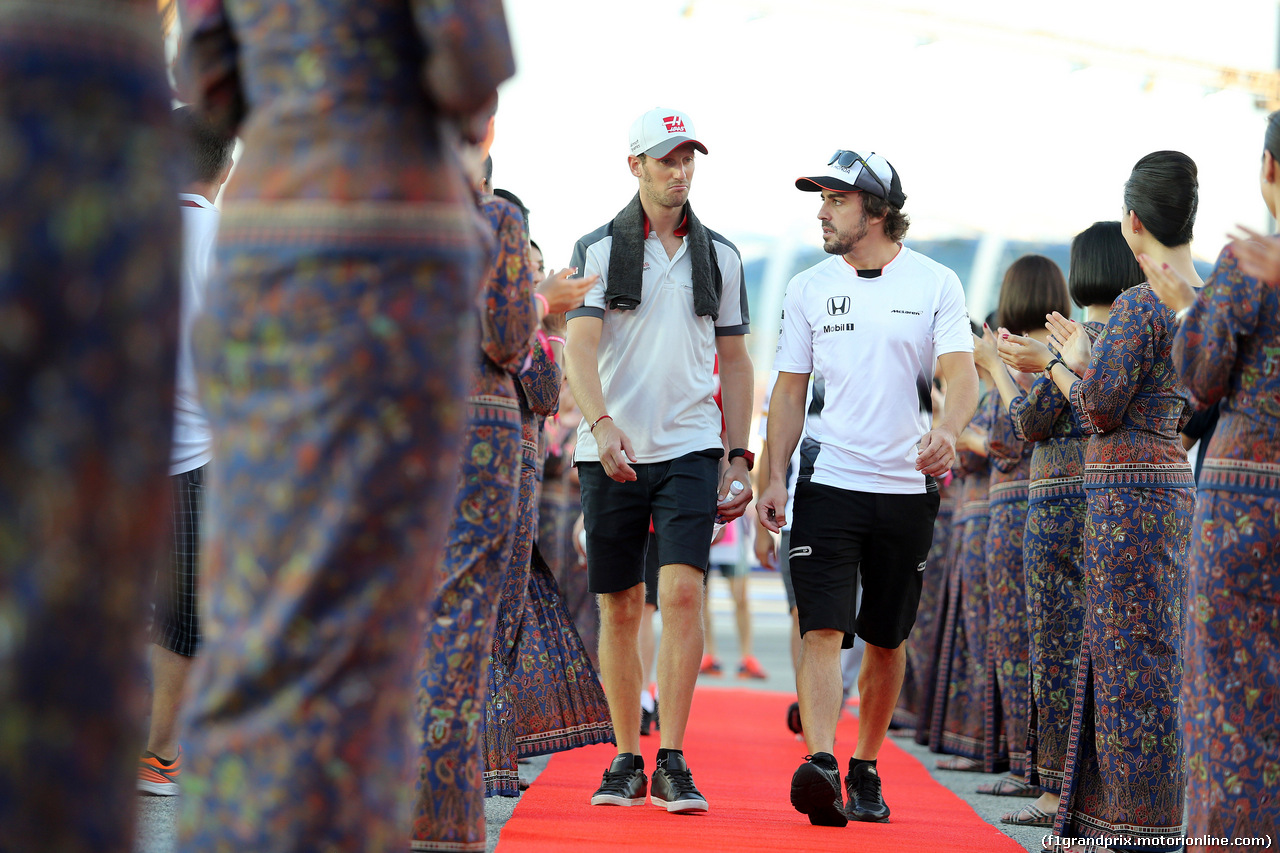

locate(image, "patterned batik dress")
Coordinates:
537 419 598 666
1055 284 1195 849
929 389 998 763
410 196 534 852
1174 245 1280 846
895 475 956 731
0 4 179 851
1007 322 1102 795
483 346 613 797
986 387 1035 776
178 3 513 851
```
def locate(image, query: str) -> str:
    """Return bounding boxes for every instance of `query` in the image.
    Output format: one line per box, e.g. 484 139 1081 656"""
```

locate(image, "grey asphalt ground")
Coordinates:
135 571 1050 852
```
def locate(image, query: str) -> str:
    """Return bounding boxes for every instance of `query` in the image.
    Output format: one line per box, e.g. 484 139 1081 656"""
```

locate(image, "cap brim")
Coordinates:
646 137 709 158
795 176 861 193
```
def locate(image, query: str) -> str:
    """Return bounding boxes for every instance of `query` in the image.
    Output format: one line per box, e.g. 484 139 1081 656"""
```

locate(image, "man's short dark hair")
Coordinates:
862 193 909 242
1067 220 1145 308
996 254 1070 336
173 106 234 184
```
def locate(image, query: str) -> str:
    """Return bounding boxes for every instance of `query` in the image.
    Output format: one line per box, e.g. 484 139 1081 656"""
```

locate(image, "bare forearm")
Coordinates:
719 355 754 451
564 340 606 425
766 389 806 483
989 364 1021 411
938 370 979 438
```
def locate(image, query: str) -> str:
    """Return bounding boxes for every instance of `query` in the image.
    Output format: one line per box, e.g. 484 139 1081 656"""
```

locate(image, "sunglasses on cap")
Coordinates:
828 150 889 198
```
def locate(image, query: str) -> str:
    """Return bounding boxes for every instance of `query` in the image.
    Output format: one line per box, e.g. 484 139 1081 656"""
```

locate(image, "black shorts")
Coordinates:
151 465 204 657
788 480 939 650
644 531 659 608
578 449 721 595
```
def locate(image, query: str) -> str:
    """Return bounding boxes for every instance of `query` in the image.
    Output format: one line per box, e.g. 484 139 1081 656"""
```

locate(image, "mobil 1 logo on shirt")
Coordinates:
824 295 854 334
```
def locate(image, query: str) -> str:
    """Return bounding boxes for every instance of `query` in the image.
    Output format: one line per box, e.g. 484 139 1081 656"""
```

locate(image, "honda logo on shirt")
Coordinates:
663 116 686 133
827 296 851 316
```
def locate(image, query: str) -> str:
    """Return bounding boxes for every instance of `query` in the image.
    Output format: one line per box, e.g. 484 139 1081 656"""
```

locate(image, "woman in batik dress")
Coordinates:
483 336 612 797
973 256 1073 798
996 221 1143 828
177 2 512 850
894 472 955 733
0 4 179 850
1141 114 1280 850
539 397 598 664
411 194 535 850
930 387 999 769
1040 151 1199 851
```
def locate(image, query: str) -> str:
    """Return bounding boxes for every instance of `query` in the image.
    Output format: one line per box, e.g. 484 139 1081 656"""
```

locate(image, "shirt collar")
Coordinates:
643 210 690 239
178 192 217 210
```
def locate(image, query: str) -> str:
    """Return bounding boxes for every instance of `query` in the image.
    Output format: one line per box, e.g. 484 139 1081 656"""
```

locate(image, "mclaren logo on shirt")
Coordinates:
826 296 851 316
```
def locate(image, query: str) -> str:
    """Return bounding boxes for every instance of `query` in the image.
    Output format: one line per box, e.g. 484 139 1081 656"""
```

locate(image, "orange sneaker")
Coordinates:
698 655 723 676
737 655 768 680
138 748 181 796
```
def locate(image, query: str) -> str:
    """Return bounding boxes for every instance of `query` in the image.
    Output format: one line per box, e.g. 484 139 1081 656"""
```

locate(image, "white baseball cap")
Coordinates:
797 149 906 208
628 107 708 158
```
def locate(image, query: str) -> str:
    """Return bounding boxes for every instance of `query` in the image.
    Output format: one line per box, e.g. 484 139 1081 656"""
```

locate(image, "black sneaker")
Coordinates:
844 761 890 822
790 753 847 827
786 701 803 735
640 705 655 736
650 752 708 813
590 754 647 806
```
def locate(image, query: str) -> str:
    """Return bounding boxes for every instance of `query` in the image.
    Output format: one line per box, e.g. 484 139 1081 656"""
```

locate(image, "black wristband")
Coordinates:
728 447 755 471
1044 357 1064 376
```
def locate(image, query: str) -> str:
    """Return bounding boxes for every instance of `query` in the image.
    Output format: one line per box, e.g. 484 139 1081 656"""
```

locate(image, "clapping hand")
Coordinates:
972 324 1002 374
1227 225 1280 284
1044 312 1090 374
996 330 1053 373
538 268 599 314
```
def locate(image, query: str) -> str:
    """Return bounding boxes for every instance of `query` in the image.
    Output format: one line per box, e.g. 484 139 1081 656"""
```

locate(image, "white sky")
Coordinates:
490 0 1280 268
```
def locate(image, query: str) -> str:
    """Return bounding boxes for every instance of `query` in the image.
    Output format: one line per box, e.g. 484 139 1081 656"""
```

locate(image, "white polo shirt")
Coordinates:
567 216 749 464
171 193 219 475
773 246 971 494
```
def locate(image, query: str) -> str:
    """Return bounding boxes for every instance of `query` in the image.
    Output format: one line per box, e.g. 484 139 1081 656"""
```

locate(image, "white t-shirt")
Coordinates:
567 218 749 463
171 193 219 475
773 246 971 494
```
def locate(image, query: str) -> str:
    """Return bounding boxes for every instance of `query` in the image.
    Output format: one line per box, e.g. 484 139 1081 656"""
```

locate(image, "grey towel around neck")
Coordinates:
603 193 721 319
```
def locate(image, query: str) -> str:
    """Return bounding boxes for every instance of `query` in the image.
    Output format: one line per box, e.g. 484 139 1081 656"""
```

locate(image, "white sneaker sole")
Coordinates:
651 795 708 813
589 794 646 806
137 780 179 796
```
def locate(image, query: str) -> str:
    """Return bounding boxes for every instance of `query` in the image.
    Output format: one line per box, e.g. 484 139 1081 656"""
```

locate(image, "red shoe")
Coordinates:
737 655 768 679
698 654 723 676
138 748 181 796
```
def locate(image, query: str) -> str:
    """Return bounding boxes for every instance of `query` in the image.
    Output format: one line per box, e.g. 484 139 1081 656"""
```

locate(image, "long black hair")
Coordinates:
1123 150 1198 248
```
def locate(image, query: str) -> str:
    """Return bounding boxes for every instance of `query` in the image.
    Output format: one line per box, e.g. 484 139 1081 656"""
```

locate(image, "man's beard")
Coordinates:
641 172 687 210
823 210 869 255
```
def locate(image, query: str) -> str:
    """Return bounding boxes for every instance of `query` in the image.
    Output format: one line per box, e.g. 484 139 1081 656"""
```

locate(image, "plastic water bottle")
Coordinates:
711 480 745 542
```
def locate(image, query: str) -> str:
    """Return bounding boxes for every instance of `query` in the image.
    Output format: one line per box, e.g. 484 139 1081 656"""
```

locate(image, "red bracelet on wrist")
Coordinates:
590 414 612 432
534 293 549 315
546 335 566 346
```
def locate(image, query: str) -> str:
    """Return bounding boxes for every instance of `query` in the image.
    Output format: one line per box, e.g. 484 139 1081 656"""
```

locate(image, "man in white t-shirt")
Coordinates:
137 107 233 797
565 108 753 814
757 151 978 827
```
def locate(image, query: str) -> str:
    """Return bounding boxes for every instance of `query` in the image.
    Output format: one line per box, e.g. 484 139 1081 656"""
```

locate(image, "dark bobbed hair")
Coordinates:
862 193 909 242
995 254 1070 336
173 106 234 184
493 187 529 228
1123 150 1198 248
1266 111 1280 161
483 155 494 185
1067 221 1145 308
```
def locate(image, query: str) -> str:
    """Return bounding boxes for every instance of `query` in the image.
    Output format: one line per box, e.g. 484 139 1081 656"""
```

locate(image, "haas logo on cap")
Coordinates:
663 115 686 134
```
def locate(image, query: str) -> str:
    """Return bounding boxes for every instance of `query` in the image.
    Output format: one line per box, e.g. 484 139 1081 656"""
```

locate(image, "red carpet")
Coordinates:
496 688 1026 853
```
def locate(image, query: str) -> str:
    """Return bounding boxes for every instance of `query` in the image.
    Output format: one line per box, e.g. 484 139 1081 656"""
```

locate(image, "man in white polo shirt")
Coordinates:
758 150 978 827
565 107 753 814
